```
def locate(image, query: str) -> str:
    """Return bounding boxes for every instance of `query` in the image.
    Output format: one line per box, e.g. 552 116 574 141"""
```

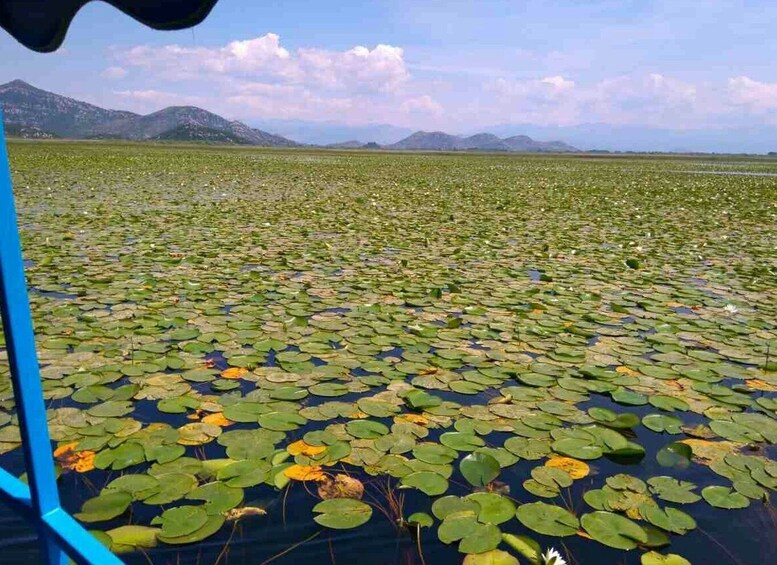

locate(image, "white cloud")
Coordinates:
489 75 575 99
101 66 128 79
118 33 409 93
112 89 206 112
728 76 777 111
400 95 443 115
483 73 707 127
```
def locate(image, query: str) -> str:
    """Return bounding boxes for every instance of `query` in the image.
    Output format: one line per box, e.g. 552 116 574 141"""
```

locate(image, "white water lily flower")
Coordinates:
724 303 739 314
542 547 567 565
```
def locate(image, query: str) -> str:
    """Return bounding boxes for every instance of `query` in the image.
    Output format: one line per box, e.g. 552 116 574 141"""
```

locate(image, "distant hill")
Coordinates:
150 123 255 145
388 130 578 152
0 79 299 147
251 119 413 145
0 80 583 152
326 139 366 149
4 123 58 139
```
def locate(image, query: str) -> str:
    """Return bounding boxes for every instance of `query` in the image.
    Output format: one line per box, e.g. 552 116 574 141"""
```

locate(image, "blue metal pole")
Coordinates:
0 110 68 565
0 113 121 564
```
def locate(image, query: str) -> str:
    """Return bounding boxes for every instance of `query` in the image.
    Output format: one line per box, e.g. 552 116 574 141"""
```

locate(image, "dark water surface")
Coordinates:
0 381 775 565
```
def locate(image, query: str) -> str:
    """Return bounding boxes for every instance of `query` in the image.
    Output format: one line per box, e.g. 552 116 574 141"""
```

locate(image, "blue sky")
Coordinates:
1 0 776 134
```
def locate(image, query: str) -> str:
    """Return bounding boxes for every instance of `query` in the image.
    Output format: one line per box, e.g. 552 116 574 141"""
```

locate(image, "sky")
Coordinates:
1 0 776 136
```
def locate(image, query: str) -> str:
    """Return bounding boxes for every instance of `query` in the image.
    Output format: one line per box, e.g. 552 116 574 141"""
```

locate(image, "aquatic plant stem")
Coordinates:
697 526 744 565
415 524 426 565
213 521 238 565
258 530 321 565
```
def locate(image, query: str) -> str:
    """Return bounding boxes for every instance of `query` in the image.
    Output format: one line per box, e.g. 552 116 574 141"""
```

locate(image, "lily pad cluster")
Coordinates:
1 142 776 563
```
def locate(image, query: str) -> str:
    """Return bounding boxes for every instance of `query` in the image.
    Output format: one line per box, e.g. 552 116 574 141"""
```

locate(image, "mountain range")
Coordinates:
385 131 577 152
0 80 298 146
0 79 579 152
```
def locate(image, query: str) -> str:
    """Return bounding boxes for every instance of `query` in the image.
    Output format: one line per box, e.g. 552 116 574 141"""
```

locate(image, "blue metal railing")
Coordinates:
0 114 122 564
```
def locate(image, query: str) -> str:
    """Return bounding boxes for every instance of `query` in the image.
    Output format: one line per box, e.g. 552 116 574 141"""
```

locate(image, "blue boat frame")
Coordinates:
0 114 122 564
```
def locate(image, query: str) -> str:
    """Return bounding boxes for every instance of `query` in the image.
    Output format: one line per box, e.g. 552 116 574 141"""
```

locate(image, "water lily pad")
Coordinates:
551 437 602 460
103 474 160 501
648 477 701 504
312 498 373 529
463 549 519 565
501 533 541 563
438 510 479 543
187 482 244 514
75 492 132 523
440 432 486 451
413 443 458 465
346 419 389 439
581 511 648 550
157 514 225 544
432 495 480 520
94 442 145 470
701 485 750 509
155 506 209 538
460 452 501 487
217 459 272 487
515 502 579 536
105 525 160 552
642 506 696 535
405 389 443 410
142 473 198 505
459 523 502 554
643 414 684 434
466 492 516 525
656 442 692 469
544 456 590 479
401 471 449 495
407 512 434 528
641 552 692 565
257 412 307 432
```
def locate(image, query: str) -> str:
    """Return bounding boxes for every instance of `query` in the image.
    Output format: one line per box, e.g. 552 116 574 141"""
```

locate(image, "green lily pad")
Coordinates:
432 495 480 520
346 420 389 439
155 506 209 538
257 412 307 432
641 552 692 565
401 471 449 495
75 492 132 523
407 512 434 528
460 453 501 487
157 515 225 544
440 432 486 451
313 498 373 529
642 506 697 534
515 501 579 536
642 414 684 434
187 482 244 514
648 477 701 504
217 459 271 488
413 443 458 465
501 533 541 563
405 389 443 410
142 473 198 505
438 510 479 543
551 437 602 460
462 549 519 565
103 474 160 501
466 492 516 525
459 523 502 554
656 442 692 469
701 486 750 509
581 511 648 550
105 525 160 552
